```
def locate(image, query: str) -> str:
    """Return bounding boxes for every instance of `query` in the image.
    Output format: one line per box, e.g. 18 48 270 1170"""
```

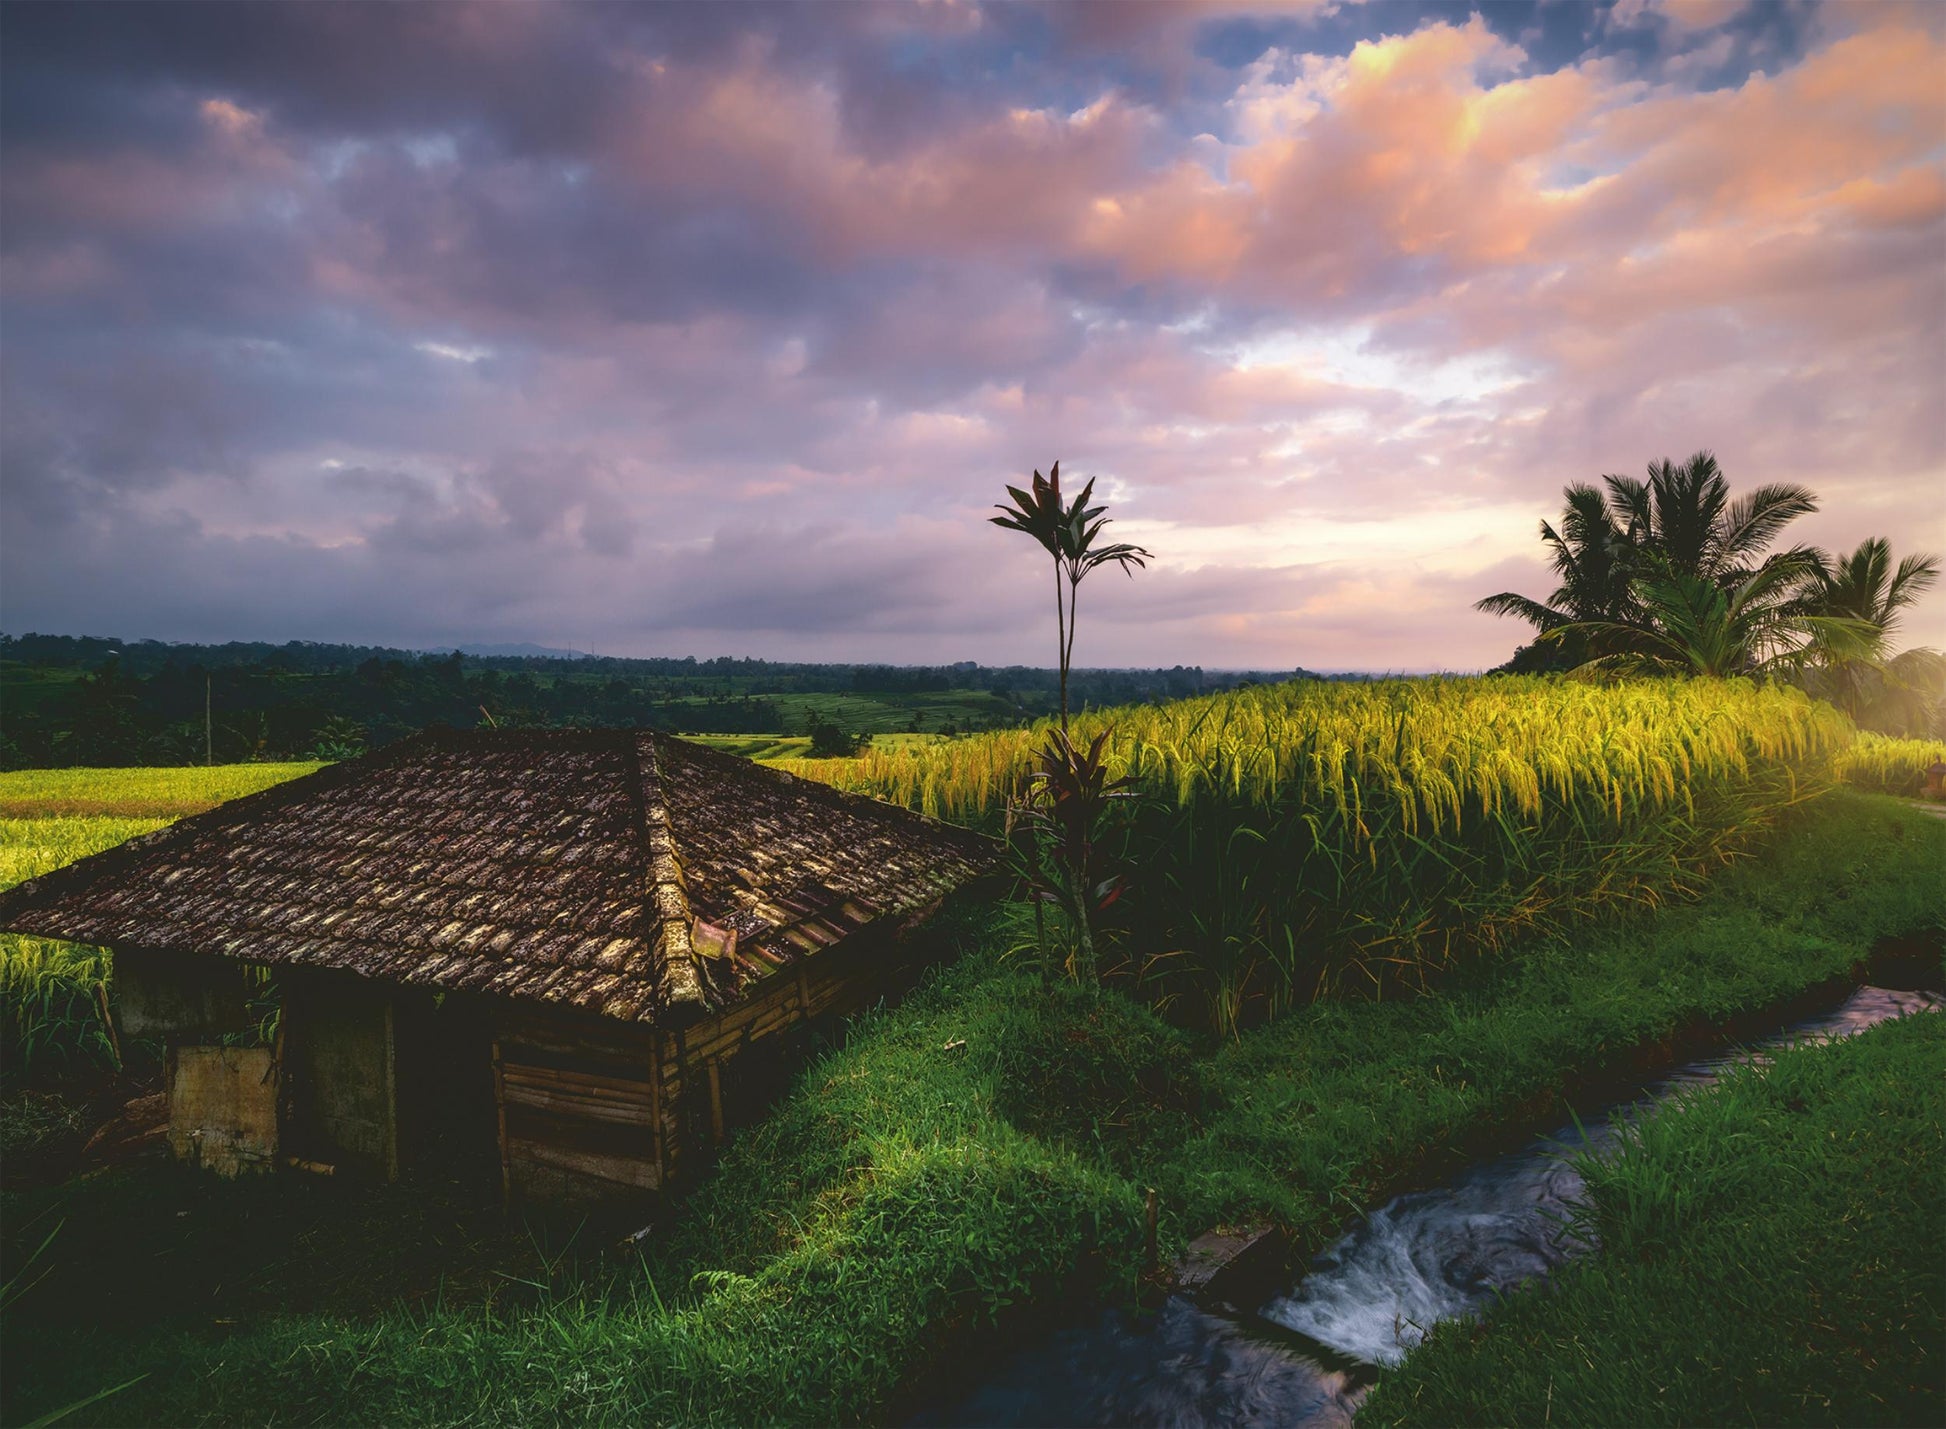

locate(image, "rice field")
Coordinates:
1832 732 1946 798
777 677 1855 1032
0 762 321 819
0 763 318 1078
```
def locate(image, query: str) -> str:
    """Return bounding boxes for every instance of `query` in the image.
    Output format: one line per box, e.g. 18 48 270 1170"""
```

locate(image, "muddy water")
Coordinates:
911 986 1941 1428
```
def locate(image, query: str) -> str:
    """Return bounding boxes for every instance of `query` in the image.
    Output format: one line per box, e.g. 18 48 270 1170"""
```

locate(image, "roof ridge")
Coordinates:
629 731 708 1024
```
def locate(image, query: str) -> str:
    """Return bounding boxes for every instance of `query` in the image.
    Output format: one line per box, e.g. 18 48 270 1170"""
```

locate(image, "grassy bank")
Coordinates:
3 790 1940 1426
1363 1011 1945 1428
685 731 946 761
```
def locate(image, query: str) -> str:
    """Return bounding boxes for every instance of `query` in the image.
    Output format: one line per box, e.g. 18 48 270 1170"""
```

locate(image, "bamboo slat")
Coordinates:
501 1082 653 1127
501 1061 653 1097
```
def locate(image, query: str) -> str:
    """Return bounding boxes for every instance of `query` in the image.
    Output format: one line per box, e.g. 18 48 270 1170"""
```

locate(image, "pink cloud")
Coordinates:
6 2 1941 667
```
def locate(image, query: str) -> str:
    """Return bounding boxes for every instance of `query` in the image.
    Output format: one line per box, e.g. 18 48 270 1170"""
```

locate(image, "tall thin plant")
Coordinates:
992 462 1151 983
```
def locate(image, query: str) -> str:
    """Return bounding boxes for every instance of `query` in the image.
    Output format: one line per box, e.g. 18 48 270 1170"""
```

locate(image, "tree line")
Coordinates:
0 636 1305 770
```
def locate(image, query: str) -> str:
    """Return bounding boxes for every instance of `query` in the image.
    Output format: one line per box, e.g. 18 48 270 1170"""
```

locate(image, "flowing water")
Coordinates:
912 985 1941 1428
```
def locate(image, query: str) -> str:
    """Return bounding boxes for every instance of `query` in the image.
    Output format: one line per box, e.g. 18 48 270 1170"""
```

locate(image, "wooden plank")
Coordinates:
744 1003 799 1041
648 1046 666 1184
706 1057 724 1146
680 1026 735 1064
674 1023 692 1173
500 1062 654 1098
501 1083 653 1126
502 1104 656 1155
382 998 398 1183
507 1137 660 1190
491 1040 511 1209
500 1080 652 1119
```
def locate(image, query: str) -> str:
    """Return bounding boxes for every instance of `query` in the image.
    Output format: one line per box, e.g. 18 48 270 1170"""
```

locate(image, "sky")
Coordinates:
2 0 1941 672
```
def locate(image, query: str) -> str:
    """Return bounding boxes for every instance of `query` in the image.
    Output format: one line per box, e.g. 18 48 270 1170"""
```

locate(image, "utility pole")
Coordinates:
206 675 213 767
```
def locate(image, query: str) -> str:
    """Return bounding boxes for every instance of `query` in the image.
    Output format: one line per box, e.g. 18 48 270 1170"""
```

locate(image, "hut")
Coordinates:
0 729 996 1204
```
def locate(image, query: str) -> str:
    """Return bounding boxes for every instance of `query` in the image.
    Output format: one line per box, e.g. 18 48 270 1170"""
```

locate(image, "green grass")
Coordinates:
1363 1012 1945 1428
2 790 1939 1426
683 733 816 760
1156 787 1945 1234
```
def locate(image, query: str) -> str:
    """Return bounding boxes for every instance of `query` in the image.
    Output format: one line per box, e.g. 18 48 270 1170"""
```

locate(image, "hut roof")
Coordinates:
0 730 997 1026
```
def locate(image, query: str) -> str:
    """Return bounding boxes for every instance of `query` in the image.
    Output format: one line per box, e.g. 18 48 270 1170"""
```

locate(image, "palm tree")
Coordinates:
1600 451 1820 587
1476 483 1635 663
991 461 1152 729
1798 538 1939 637
1478 452 1821 664
1794 538 1942 725
1544 559 1876 679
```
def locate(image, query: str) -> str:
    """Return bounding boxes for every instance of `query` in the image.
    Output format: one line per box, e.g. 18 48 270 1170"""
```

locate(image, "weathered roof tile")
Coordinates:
0 728 996 1025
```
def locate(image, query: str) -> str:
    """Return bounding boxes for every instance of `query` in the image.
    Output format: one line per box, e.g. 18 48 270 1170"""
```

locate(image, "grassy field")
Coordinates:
2 788 1940 1426
1363 1011 1944 1428
780 676 1853 1029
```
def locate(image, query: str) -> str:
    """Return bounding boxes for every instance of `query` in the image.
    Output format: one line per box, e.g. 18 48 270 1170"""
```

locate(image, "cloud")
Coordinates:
1 0 1939 669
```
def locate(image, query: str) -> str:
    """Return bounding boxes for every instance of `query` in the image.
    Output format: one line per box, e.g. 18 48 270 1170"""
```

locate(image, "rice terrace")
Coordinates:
2 3 1944 1427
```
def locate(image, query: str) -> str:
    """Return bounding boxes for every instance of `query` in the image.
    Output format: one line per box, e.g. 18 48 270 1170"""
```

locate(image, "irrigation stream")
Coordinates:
911 985 1942 1428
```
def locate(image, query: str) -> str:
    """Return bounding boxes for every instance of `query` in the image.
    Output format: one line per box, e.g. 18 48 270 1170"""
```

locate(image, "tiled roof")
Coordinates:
0 730 996 1025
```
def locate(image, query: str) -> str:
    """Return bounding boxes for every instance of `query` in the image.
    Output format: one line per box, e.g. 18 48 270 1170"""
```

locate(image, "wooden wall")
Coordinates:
491 925 908 1206
137 916 941 1205
493 1009 662 1205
